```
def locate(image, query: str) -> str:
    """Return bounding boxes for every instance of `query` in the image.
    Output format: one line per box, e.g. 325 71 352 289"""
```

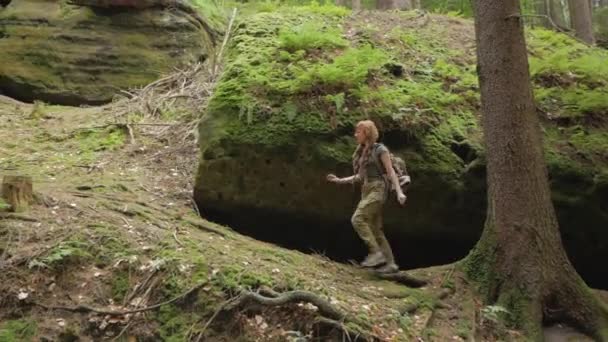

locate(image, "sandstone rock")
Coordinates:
0 0 216 105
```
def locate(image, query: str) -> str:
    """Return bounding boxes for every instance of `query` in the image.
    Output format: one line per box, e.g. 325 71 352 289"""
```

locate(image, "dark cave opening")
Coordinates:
201 206 608 290
203 207 478 276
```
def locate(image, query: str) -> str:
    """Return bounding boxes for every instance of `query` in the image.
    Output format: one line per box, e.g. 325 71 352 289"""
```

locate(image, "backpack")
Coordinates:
371 143 411 194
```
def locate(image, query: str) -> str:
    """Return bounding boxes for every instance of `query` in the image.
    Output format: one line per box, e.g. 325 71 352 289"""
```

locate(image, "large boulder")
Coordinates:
194 10 608 287
0 0 217 105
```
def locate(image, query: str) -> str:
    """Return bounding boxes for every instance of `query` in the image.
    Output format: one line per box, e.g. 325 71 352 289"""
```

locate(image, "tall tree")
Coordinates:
467 0 608 339
549 0 570 28
569 0 596 43
535 0 551 27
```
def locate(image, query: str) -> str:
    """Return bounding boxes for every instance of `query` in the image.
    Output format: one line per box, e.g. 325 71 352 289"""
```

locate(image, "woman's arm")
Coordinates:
379 152 407 205
327 173 361 185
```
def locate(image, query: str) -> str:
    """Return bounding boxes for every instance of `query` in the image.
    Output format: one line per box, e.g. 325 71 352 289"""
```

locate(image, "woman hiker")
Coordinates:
326 120 407 274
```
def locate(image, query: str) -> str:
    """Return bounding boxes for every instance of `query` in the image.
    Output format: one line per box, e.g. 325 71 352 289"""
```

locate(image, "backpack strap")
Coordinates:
371 143 386 175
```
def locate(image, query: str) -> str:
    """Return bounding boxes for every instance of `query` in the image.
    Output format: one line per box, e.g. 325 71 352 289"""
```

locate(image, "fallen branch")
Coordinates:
37 281 207 316
225 290 346 321
313 317 377 342
173 227 184 247
183 217 228 237
212 8 238 77
374 271 428 288
0 213 39 222
195 296 240 342
126 124 135 144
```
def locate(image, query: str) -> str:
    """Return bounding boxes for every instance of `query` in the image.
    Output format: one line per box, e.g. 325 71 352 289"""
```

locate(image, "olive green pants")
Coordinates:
351 180 395 264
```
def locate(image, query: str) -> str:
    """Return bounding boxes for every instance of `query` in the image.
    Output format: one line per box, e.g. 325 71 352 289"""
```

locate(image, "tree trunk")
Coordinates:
352 0 361 11
466 0 608 339
335 0 345 7
535 0 551 27
376 0 394 10
549 0 570 28
1 175 33 213
568 0 596 43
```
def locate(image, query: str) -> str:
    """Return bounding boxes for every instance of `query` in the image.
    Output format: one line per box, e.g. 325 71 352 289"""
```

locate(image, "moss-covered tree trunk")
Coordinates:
466 0 608 339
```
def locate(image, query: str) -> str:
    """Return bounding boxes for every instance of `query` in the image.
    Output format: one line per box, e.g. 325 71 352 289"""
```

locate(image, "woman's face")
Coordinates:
354 125 367 144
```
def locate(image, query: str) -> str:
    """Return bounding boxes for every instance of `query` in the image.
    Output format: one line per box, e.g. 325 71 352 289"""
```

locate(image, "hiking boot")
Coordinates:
376 263 399 274
360 252 386 268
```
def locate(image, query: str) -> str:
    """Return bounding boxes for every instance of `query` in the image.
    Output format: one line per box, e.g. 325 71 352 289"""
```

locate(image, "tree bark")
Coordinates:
352 0 361 11
1 175 33 213
568 0 596 43
376 0 395 10
335 0 345 7
535 0 551 27
550 0 570 28
466 0 608 339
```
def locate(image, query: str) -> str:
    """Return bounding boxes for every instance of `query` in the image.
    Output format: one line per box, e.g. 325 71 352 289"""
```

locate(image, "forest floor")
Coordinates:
0 8 605 341
0 93 601 341
0 95 480 341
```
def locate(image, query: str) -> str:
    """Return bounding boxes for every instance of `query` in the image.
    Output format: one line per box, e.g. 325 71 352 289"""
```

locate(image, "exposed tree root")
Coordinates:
0 213 39 222
36 281 207 316
374 271 428 288
313 317 377 342
225 290 346 321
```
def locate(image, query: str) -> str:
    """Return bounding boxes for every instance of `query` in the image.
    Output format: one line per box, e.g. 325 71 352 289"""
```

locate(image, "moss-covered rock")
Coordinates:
0 0 217 105
194 8 608 286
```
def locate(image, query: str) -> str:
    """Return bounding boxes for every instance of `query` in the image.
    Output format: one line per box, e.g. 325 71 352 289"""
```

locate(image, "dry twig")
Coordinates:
37 281 207 316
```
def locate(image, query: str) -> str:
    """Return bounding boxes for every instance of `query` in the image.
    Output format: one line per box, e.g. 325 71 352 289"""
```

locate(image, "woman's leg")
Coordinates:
351 200 380 254
371 208 396 265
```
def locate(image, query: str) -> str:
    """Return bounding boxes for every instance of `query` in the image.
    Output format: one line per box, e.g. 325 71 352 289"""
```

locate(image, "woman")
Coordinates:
327 120 406 274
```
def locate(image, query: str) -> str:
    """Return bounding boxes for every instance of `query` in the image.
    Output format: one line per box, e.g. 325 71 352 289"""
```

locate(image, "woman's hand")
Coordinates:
326 174 339 183
397 192 407 205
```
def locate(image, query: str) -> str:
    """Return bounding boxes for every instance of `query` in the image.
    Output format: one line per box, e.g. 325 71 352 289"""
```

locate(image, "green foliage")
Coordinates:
212 265 273 292
111 272 130 302
28 240 92 270
292 1 351 16
279 23 348 52
528 29 608 84
77 127 125 153
420 0 473 17
294 45 389 92
0 320 37 342
481 305 510 325
593 7 608 45
157 305 198 342
0 197 10 211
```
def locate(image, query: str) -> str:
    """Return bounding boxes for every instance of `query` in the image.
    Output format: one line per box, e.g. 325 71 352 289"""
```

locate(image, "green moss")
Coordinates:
212 265 274 292
152 240 210 296
279 23 348 52
528 29 608 85
111 272 130 302
0 197 10 211
156 305 198 342
77 127 125 155
0 320 37 342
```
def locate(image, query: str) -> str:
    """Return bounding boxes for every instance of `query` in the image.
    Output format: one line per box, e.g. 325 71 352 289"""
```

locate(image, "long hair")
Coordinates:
352 120 379 177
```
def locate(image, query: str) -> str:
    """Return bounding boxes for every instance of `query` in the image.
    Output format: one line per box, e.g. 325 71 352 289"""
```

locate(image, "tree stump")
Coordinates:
1 175 33 212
